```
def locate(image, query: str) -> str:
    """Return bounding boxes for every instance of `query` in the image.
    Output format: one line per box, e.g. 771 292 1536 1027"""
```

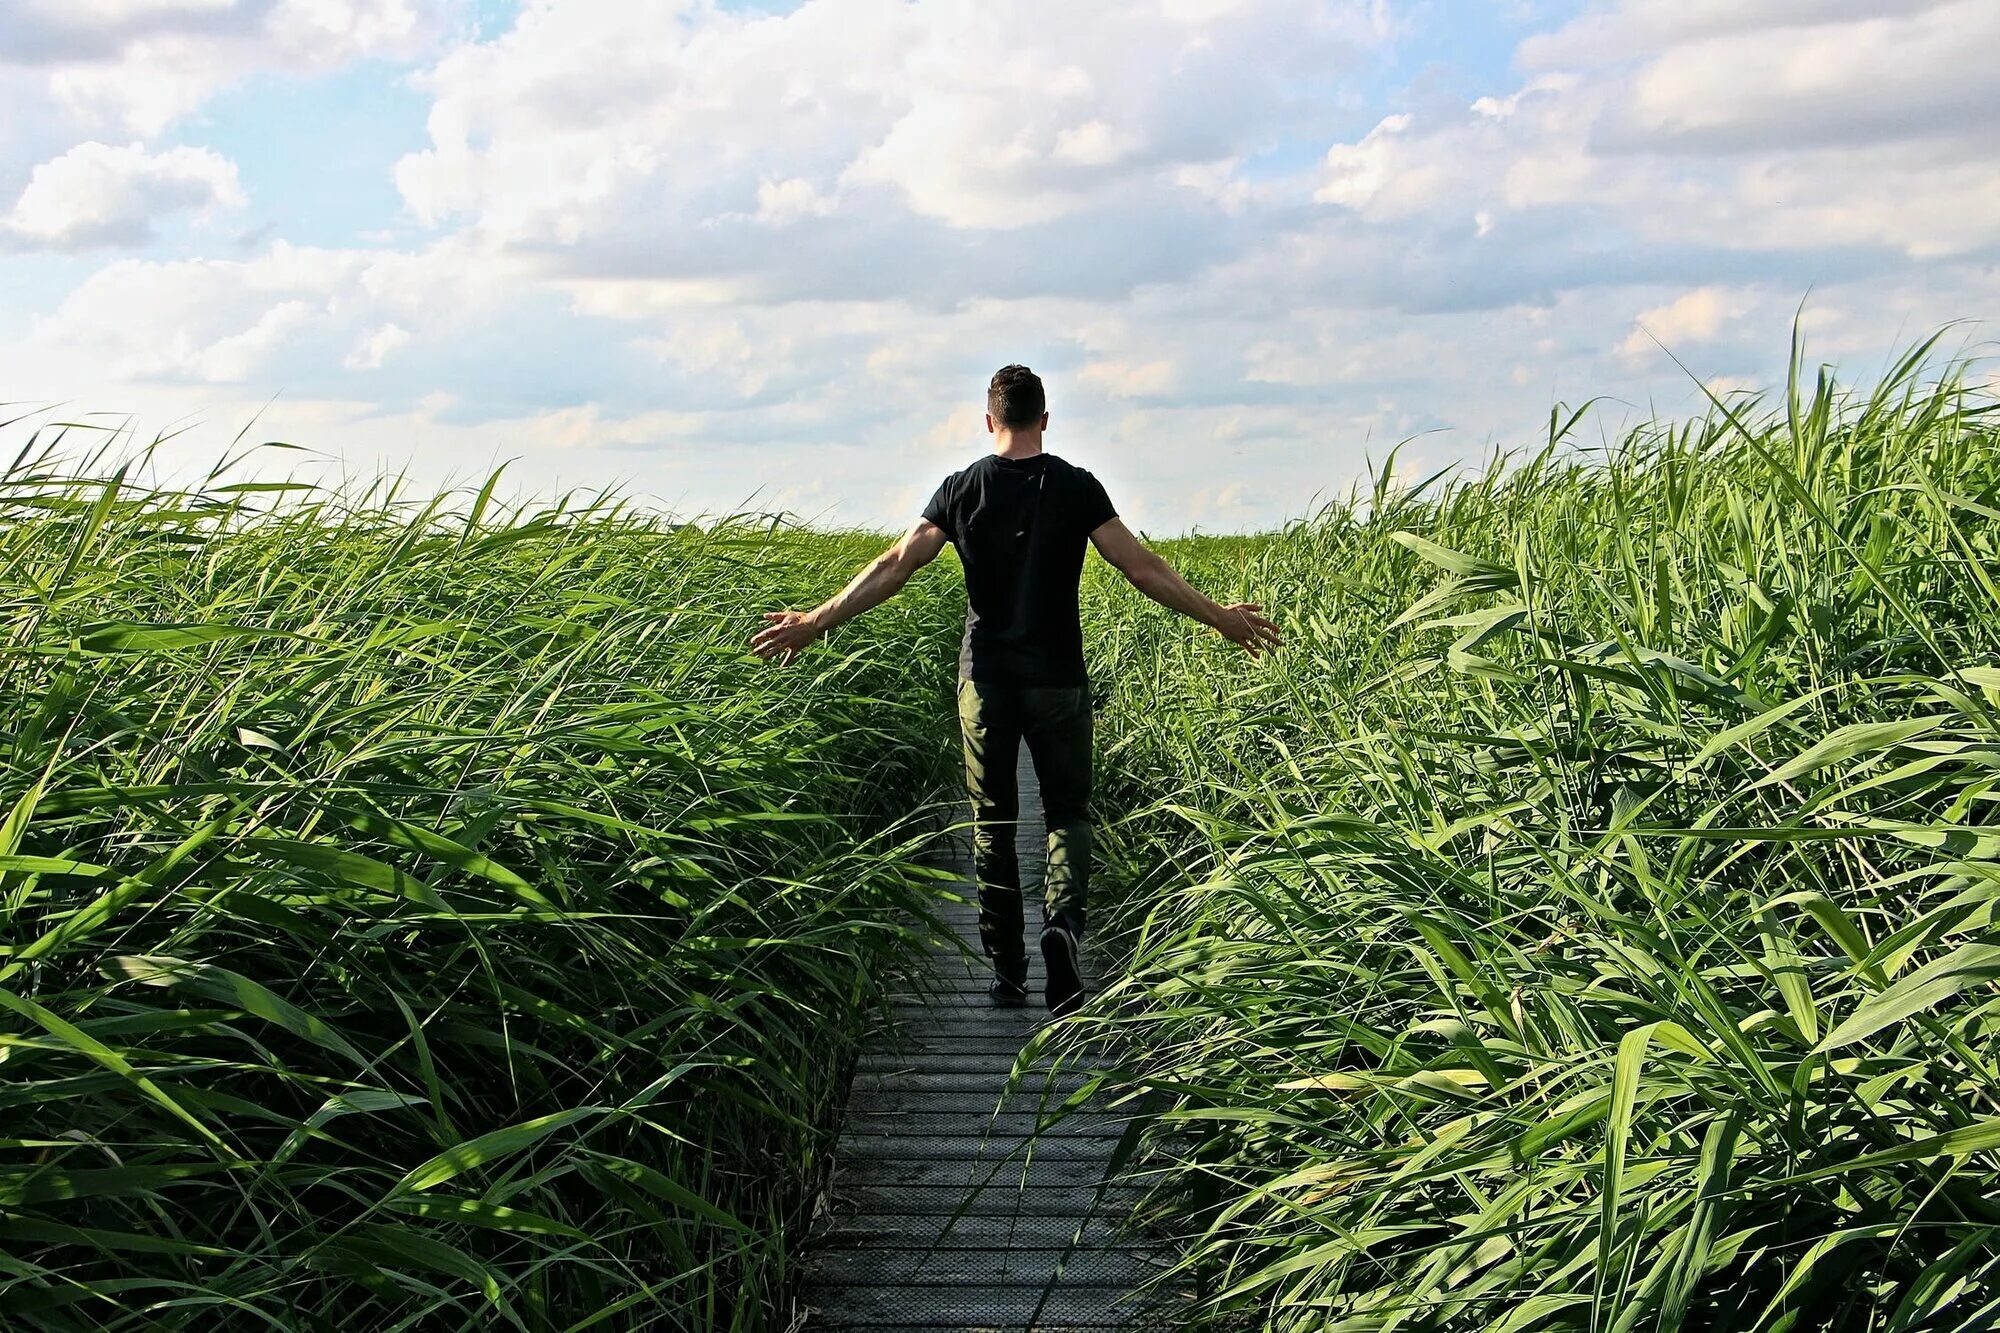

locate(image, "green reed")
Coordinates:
1068 336 2000 1330
0 433 958 1331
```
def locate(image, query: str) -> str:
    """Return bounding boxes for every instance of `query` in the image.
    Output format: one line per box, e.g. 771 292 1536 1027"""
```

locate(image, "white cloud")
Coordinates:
23 237 514 386
6 0 443 135
3 140 243 249
4 0 1999 533
1052 120 1142 168
755 177 838 226
1611 3 2000 152
636 320 786 399
344 322 412 371
1077 358 1176 399
1169 157 1254 214
192 299 317 381
1316 114 1452 218
1619 286 1745 361
1521 0 1970 81
395 0 1379 247
1303 2 2000 263
31 244 352 382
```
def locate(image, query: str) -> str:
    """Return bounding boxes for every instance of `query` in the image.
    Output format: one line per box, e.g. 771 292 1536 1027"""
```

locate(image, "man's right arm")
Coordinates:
1088 518 1281 656
749 519 948 663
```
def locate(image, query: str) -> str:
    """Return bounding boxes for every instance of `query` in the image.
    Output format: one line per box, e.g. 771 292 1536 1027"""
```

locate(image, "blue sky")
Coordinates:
2 0 1995 530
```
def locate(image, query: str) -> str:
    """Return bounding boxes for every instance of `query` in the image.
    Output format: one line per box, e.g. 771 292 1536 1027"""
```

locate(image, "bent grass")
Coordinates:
0 434 958 1332
1070 339 2000 1330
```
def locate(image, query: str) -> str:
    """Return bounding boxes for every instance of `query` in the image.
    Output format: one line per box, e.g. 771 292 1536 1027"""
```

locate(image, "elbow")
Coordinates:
881 551 919 588
888 537 934 577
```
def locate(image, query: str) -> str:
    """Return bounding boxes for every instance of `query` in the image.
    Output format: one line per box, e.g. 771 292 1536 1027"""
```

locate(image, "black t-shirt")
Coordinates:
922 453 1117 686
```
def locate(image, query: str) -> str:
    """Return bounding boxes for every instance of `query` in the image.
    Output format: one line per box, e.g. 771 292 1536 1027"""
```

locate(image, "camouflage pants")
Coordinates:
955 678 1093 964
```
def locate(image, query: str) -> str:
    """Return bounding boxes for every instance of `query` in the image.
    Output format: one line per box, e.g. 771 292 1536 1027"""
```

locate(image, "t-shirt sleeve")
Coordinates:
920 474 956 540
1076 468 1117 532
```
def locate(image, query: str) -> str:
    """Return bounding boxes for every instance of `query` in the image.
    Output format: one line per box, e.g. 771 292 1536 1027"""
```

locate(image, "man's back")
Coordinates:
750 361 1276 1015
922 452 1116 687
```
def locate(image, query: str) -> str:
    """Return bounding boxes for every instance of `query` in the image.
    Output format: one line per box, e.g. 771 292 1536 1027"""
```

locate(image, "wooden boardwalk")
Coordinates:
804 756 1166 1332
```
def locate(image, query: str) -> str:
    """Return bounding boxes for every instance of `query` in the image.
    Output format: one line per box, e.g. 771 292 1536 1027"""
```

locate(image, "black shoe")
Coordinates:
989 957 1029 1008
1041 926 1083 1017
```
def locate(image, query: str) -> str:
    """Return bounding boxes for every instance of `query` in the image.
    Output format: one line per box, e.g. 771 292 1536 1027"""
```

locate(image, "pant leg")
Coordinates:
957 678 1026 963
1020 685 1093 943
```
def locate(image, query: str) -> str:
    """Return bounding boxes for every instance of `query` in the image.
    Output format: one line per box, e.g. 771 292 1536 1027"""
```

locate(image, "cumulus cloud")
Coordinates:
755 177 838 227
1077 358 1176 399
4 0 1999 531
3 140 243 249
394 0 1379 266
31 244 354 382
1617 286 1749 362
26 237 514 386
1307 2 2000 264
4 0 443 134
344 322 411 371
1316 114 1452 218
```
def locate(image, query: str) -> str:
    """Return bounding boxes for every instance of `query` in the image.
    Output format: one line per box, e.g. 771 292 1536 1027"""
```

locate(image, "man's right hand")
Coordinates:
1214 603 1282 657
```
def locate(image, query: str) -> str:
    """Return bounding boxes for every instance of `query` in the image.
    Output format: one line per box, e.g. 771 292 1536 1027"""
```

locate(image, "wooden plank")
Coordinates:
839 1112 1129 1138
832 1158 1129 1194
828 1182 1143 1216
815 1212 1135 1250
852 1064 1104 1086
805 754 1168 1328
865 1039 1061 1061
866 1020 1061 1041
840 1093 1120 1121
895 974 1067 991
808 1246 1165 1288
869 1014 1067 1037
834 1147 1123 1181
838 1134 1119 1164
848 1070 1097 1095
863 1029 1063 1051
812 1318 1141 1333
841 1080 1112 1106
889 961 1104 991
855 1052 1098 1076
808 1285 1158 1327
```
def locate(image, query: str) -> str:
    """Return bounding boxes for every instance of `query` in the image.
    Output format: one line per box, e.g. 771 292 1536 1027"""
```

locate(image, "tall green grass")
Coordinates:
0 436 957 1330
1074 340 2000 1329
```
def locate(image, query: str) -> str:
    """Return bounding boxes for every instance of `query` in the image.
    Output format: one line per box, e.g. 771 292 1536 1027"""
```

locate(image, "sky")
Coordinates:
2 0 1997 532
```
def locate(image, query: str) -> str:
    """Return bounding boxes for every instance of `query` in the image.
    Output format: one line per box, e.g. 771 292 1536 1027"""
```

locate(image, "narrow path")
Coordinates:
804 755 1165 1331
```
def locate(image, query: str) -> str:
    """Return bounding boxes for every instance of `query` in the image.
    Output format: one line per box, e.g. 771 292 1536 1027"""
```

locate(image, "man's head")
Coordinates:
986 364 1048 436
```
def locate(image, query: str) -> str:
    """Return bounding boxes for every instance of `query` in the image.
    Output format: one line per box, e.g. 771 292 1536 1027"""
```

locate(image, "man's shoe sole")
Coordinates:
1041 927 1083 1017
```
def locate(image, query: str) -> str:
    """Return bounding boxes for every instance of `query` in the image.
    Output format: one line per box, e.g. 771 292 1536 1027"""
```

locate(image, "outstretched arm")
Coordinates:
749 519 949 663
1089 518 1282 656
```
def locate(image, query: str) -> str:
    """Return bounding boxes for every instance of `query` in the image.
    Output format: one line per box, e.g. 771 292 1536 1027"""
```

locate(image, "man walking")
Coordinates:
750 365 1280 1015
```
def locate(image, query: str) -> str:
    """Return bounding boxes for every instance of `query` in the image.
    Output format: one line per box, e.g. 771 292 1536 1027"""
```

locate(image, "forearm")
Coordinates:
810 553 912 632
1128 553 1226 628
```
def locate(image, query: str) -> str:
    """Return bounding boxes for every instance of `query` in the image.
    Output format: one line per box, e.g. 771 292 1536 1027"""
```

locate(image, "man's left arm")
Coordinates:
749 519 949 663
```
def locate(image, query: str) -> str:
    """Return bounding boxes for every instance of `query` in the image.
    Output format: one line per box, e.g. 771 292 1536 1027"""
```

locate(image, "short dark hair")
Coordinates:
987 364 1046 429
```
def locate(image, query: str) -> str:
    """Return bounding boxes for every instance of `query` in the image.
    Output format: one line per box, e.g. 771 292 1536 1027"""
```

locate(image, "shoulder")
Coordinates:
930 461 977 495
1046 455 1109 495
1041 454 1096 484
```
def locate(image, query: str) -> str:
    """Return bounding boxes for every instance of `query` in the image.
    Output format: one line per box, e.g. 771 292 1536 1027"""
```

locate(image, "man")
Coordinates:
750 365 1280 1015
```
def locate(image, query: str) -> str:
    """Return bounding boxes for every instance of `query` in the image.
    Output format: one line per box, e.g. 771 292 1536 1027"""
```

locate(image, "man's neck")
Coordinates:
992 430 1044 460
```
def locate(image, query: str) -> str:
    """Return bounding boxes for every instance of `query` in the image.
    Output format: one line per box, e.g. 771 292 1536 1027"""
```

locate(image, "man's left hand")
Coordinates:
749 610 823 664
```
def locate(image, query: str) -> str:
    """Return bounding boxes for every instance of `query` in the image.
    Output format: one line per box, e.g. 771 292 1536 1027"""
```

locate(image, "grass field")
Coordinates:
7 335 2000 1332
1073 340 2000 1330
0 440 957 1331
